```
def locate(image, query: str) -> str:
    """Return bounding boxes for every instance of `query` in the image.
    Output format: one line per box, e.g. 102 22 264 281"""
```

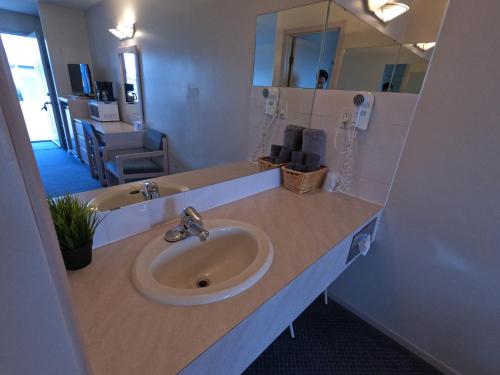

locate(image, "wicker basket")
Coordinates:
281 166 328 194
257 156 287 171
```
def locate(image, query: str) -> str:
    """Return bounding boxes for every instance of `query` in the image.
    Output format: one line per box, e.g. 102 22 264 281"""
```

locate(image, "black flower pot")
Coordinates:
61 241 93 271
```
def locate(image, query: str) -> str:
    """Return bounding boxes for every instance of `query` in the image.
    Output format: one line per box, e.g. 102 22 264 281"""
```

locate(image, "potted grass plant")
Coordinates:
48 195 104 271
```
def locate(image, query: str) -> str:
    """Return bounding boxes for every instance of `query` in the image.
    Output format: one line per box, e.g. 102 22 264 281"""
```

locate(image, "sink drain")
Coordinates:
196 279 210 288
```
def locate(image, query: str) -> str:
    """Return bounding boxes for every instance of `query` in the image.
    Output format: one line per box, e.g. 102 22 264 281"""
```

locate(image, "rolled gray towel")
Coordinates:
291 151 305 164
294 163 307 172
270 144 282 157
302 129 326 165
276 146 292 163
305 152 321 171
286 162 306 172
283 125 304 152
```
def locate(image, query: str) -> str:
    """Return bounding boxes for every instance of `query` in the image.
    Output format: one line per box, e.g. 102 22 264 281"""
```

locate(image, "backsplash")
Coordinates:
247 87 418 204
92 169 281 249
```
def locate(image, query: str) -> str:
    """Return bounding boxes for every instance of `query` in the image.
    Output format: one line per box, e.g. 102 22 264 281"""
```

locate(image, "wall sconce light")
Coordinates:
366 0 409 23
415 42 436 51
109 24 135 40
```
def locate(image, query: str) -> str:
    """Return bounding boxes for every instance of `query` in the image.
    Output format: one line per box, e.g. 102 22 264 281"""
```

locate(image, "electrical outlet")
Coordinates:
346 218 377 264
341 108 353 123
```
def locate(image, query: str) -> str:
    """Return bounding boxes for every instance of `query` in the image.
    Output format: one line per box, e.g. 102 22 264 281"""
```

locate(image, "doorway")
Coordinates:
286 31 324 88
1 33 59 146
284 28 341 89
318 28 341 89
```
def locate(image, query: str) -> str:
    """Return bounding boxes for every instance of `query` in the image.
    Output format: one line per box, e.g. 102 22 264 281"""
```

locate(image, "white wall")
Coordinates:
253 12 278 86
337 45 426 92
38 3 93 98
337 46 400 91
329 0 500 373
403 0 448 43
0 39 89 375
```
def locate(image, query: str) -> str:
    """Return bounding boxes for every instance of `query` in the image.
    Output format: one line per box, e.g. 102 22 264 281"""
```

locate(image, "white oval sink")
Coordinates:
131 219 273 306
89 181 189 211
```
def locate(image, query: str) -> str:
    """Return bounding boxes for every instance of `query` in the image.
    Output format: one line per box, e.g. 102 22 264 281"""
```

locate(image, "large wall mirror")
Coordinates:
118 45 144 124
23 0 446 214
253 0 447 94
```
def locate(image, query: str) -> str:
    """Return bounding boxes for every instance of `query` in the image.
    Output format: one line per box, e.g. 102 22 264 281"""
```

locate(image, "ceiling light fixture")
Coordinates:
366 0 391 11
415 42 436 51
366 0 409 23
109 24 135 40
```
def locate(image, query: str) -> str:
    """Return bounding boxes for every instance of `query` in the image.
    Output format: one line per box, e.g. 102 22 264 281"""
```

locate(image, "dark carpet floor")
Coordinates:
245 297 440 375
33 142 102 197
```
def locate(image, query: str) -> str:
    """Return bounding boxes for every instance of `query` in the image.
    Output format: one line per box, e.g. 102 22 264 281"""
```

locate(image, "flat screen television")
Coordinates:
68 64 93 96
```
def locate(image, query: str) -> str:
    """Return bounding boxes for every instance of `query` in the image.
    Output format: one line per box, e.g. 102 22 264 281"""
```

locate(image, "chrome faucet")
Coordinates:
141 181 160 200
164 207 209 242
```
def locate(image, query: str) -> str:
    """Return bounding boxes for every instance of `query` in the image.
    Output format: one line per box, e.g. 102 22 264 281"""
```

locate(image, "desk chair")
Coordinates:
104 128 169 185
82 122 107 186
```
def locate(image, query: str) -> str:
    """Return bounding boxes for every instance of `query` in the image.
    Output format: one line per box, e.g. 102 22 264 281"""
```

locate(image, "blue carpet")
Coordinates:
245 297 440 374
33 146 102 197
32 140 59 151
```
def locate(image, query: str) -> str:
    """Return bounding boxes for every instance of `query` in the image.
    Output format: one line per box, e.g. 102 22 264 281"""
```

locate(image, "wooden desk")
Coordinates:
74 118 144 163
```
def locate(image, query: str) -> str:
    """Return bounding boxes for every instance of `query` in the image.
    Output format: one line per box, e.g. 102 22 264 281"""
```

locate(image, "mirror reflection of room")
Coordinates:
1 0 445 215
123 53 138 103
117 46 143 124
0 1 262 213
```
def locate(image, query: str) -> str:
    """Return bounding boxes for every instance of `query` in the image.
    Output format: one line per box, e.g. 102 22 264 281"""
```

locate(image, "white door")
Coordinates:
1 33 59 143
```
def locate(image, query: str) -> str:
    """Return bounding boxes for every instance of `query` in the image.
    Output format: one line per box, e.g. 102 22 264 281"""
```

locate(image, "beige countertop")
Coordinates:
76 160 259 203
68 188 382 375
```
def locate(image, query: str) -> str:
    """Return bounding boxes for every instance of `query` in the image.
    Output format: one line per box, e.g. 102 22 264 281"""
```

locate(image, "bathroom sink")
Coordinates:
131 219 273 306
89 181 189 211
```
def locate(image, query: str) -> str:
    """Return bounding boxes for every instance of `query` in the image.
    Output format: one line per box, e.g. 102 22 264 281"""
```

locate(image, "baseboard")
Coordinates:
328 293 460 375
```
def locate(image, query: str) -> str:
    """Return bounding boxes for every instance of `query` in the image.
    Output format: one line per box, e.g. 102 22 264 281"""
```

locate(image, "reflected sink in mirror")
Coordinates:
132 219 273 306
89 181 189 211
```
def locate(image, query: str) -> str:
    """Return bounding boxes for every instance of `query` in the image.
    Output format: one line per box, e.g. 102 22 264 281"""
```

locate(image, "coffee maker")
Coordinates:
95 81 115 102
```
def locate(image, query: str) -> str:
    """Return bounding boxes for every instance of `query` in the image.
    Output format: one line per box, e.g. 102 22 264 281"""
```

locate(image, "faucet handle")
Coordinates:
165 206 208 243
144 181 159 192
183 206 203 223
141 181 159 199
182 207 209 242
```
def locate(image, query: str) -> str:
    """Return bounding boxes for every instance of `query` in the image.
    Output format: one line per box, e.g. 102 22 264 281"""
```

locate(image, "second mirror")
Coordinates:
253 1 329 89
